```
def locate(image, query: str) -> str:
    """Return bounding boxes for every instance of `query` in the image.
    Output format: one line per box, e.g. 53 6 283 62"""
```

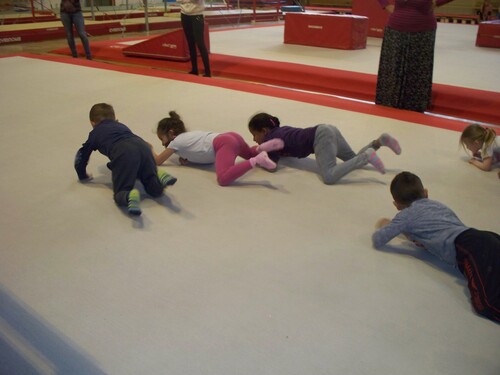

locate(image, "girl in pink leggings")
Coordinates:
151 111 284 186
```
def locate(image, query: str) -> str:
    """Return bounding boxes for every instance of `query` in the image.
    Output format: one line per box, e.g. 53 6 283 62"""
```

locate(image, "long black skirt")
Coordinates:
376 27 436 113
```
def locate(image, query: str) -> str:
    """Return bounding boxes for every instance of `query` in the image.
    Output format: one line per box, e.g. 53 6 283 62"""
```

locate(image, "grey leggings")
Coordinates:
313 124 373 184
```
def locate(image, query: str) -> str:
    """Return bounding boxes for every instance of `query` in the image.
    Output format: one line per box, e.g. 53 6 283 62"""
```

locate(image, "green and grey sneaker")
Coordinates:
127 189 142 216
158 170 177 188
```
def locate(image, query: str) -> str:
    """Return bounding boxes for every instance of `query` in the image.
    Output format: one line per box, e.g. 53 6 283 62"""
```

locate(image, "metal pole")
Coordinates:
144 0 149 34
90 0 95 21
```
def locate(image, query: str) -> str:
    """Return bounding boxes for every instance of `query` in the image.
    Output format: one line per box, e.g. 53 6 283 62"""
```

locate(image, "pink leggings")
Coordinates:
213 132 258 186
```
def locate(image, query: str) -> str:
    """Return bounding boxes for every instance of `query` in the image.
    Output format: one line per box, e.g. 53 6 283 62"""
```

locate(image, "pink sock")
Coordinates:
365 148 386 174
379 133 401 155
257 138 284 153
251 151 276 170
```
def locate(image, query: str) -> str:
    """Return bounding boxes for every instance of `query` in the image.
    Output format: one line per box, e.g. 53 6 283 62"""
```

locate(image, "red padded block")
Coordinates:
351 0 390 38
284 13 368 50
0 21 124 45
94 11 164 21
476 20 500 48
122 24 210 61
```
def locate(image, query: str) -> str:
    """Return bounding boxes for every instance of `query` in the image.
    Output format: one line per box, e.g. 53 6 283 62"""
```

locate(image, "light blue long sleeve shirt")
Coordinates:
372 198 469 266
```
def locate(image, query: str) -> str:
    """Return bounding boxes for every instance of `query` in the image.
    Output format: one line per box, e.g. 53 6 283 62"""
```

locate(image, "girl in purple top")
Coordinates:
248 112 402 185
376 0 454 112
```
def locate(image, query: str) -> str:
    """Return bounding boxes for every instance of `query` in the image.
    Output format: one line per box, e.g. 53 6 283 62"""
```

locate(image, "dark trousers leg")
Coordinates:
455 229 500 323
60 12 77 57
181 13 199 73
192 15 210 76
111 154 140 207
138 144 164 198
109 138 163 207
181 13 210 75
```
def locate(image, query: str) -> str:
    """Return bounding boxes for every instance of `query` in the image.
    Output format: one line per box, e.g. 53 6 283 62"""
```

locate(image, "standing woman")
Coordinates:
178 0 211 77
60 0 92 60
376 0 454 112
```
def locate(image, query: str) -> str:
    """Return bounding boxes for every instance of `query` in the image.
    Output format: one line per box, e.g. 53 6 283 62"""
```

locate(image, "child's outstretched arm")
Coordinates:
372 217 405 249
74 143 93 181
373 215 424 250
375 218 391 229
468 156 493 171
151 146 176 166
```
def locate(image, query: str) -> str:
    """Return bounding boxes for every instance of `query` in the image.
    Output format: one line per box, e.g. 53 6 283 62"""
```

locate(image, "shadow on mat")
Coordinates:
0 285 107 375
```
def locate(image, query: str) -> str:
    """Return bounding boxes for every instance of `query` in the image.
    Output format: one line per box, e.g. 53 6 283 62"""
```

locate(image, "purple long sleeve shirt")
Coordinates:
263 125 318 162
378 0 454 32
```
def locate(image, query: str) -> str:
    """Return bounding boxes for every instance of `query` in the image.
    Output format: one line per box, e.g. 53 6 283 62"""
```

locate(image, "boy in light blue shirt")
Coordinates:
373 171 500 323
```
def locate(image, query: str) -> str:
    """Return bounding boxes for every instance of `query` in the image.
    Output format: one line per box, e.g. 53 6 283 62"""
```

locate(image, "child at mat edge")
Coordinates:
247 112 401 184
459 123 500 173
372 171 500 323
74 103 177 216
151 111 284 186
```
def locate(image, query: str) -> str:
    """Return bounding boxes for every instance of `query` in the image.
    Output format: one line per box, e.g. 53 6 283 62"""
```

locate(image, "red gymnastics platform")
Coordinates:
92 11 166 21
0 11 278 46
476 20 500 48
122 26 210 61
351 0 388 38
0 20 127 45
284 13 368 50
49 37 500 126
0 13 58 25
89 5 230 21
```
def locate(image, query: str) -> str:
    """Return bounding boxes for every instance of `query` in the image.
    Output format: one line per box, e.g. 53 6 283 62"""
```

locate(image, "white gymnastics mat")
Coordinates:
0 55 499 375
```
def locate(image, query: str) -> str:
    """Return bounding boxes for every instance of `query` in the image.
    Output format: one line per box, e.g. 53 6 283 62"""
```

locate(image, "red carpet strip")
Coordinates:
47 37 500 128
6 49 494 133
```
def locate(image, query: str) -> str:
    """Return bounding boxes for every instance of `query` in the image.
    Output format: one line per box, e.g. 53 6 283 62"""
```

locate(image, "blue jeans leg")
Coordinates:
60 12 91 59
60 12 77 57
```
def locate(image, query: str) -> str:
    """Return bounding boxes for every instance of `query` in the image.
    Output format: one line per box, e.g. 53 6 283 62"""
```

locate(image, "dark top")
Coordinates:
60 0 82 13
377 0 454 33
263 125 318 162
74 119 139 180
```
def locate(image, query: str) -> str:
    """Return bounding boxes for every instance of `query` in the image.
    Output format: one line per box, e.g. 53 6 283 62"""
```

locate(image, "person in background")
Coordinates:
60 0 92 60
178 0 211 77
376 0 455 112
373 171 500 323
479 0 494 21
459 123 500 173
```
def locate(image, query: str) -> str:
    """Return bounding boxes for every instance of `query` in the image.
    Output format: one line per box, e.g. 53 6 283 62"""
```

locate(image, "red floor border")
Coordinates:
2 53 495 134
